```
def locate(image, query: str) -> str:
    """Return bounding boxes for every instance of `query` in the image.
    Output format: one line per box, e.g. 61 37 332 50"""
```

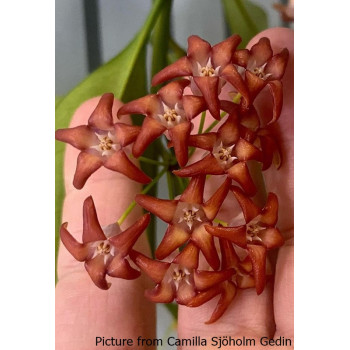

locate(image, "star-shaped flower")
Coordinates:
173 106 262 196
130 248 233 305
60 196 150 289
233 37 288 117
55 93 151 189
205 186 284 294
117 80 207 167
135 175 231 270
151 35 250 119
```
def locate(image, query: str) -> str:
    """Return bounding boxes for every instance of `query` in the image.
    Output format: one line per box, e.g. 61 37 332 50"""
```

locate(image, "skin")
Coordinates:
56 27 294 349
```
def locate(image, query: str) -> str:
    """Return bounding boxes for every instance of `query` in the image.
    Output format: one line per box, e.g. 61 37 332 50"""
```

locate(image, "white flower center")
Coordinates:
246 217 264 243
251 62 271 80
91 240 116 264
167 266 191 290
197 58 221 77
178 206 202 230
90 131 119 156
213 142 237 168
157 103 184 128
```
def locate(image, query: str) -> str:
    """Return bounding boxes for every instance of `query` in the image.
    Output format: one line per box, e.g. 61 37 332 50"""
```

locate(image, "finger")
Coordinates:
56 97 155 350
248 28 294 235
274 239 294 340
178 28 294 343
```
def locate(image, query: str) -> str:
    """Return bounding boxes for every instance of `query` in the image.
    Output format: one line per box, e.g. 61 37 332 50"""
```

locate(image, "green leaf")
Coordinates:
151 0 173 93
55 0 167 282
222 0 268 48
164 303 178 320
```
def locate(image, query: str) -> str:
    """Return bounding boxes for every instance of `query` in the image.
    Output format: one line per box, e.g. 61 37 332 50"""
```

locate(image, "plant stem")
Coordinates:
232 92 242 104
198 111 206 134
166 171 175 200
138 156 168 166
213 218 228 227
203 111 227 133
117 167 167 226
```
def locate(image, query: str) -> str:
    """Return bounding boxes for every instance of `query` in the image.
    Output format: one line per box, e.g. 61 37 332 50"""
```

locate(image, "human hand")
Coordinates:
55 27 294 350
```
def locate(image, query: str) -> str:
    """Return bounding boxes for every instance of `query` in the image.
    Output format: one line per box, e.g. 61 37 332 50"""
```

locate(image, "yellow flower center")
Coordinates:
200 66 215 77
99 136 114 151
173 269 186 282
96 242 111 255
163 109 178 122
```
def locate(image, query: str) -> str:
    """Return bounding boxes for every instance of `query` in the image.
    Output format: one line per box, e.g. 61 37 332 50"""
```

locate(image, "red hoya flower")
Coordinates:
233 37 288 117
60 196 150 290
151 34 250 120
55 93 151 189
187 238 256 324
173 106 262 196
205 186 284 294
130 248 233 306
135 175 231 270
117 80 207 167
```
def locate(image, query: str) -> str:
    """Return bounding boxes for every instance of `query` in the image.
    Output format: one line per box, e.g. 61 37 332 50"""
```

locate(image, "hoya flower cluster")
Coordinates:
56 34 289 324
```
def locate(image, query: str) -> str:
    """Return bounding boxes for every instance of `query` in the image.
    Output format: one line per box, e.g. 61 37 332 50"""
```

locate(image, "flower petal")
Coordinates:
182 95 207 120
73 152 103 189
193 76 220 120
114 123 141 147
107 258 141 280
168 121 191 167
60 223 88 261
235 138 262 162
205 281 236 324
260 192 279 226
152 56 192 86
250 37 273 67
103 150 151 184
132 116 166 157
187 285 222 307
85 255 110 290
117 94 161 117
173 154 225 177
109 214 150 256
145 282 175 303
265 48 289 80
259 228 284 249
82 196 106 243
203 178 231 221
176 279 196 305
172 242 199 270
230 186 260 223
187 35 211 66
221 63 250 107
179 175 205 204
217 111 240 145
266 80 283 124
245 70 267 102
88 93 115 130
129 250 170 283
158 79 189 107
211 34 241 68
156 224 190 260
226 162 257 196
194 269 234 291
233 49 249 67
135 195 178 223
247 244 266 295
205 224 247 248
186 133 217 151
192 224 220 270
219 238 240 269
55 126 96 150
